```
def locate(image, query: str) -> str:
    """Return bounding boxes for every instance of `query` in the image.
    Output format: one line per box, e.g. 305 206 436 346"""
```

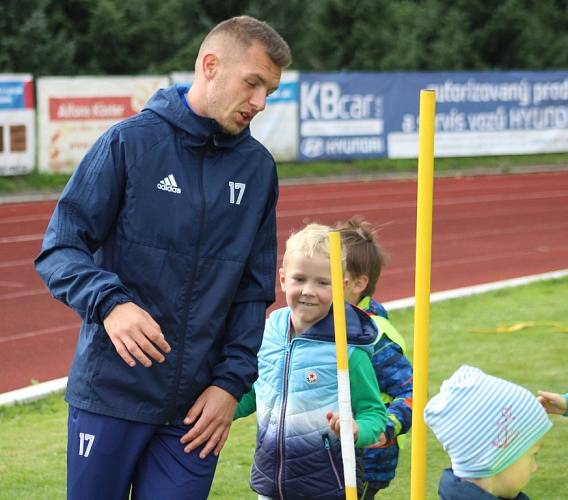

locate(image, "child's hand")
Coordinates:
537 390 567 415
365 432 388 449
326 411 359 441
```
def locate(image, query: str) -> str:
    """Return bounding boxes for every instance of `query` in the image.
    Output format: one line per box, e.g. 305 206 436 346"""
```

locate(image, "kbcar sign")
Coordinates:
299 74 387 160
301 82 379 120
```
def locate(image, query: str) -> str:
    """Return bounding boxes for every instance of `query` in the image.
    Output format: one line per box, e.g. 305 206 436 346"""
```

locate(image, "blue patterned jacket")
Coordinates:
360 297 414 487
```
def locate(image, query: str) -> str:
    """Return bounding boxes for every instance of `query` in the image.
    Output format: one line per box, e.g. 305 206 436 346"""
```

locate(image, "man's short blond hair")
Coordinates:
200 15 291 68
283 223 345 270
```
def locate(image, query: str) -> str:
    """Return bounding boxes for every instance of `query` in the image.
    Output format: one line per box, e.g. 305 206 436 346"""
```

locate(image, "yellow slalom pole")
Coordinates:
410 89 436 500
328 231 357 500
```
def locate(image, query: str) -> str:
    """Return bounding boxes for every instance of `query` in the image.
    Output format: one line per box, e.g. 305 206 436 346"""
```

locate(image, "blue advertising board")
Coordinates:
0 81 27 110
299 71 568 160
250 71 299 161
299 73 391 160
266 80 297 104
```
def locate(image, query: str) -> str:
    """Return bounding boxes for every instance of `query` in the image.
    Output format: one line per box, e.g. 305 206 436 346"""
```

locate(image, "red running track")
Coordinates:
1 171 567 393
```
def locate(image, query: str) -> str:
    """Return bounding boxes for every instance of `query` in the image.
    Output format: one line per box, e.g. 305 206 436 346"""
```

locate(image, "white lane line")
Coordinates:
0 259 30 268
382 269 568 311
381 246 568 278
0 377 69 406
280 175 568 203
277 191 568 217
0 288 47 300
0 323 81 344
0 281 25 288
0 234 44 244
0 214 51 225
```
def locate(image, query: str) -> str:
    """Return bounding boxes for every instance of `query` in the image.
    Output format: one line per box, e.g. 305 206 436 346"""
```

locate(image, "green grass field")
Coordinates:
1 277 566 499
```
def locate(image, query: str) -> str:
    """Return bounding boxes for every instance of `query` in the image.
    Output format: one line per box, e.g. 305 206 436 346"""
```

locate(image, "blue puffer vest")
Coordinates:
251 304 377 499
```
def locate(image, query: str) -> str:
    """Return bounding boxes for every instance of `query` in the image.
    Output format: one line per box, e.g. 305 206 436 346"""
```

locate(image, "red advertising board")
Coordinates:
49 96 135 121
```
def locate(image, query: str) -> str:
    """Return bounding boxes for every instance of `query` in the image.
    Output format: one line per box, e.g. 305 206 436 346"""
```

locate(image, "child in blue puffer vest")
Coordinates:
336 217 413 499
235 223 387 500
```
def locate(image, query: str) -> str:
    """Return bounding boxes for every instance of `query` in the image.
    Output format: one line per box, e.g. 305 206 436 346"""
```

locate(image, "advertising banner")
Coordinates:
168 71 195 85
170 70 298 162
299 72 389 161
300 71 568 160
37 76 168 173
386 71 568 158
250 70 298 162
0 74 35 175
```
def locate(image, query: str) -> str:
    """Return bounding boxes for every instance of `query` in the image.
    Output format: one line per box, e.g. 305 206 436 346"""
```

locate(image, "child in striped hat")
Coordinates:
424 365 552 500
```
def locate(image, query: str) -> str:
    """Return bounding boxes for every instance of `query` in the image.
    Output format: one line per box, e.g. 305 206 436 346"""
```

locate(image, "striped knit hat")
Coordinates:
424 365 552 478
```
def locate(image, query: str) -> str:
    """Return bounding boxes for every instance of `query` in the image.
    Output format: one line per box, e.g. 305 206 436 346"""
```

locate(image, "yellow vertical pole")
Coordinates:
328 231 357 500
410 89 436 500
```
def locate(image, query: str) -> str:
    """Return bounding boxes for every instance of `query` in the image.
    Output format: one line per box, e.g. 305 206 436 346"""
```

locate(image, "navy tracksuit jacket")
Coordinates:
35 84 278 425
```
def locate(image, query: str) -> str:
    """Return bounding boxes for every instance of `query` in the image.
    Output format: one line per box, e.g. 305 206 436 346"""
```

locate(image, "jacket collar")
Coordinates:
438 469 530 500
143 84 251 149
357 296 389 319
299 303 378 347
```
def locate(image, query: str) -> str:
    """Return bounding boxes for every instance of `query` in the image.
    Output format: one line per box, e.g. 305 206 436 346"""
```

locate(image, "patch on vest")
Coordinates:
305 370 318 384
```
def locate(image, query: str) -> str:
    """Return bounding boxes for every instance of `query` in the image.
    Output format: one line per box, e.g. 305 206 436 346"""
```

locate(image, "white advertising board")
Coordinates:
250 71 298 162
170 70 298 162
37 76 168 173
0 74 35 175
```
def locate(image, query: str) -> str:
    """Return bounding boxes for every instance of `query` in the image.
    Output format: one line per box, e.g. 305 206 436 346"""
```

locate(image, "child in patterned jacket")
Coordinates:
336 217 413 499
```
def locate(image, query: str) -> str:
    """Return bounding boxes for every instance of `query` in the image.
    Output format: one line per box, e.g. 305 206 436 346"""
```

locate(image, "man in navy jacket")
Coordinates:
35 16 291 500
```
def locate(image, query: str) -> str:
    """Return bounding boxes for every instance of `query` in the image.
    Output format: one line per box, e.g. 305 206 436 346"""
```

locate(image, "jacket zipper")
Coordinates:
323 433 344 490
275 338 293 499
169 146 206 419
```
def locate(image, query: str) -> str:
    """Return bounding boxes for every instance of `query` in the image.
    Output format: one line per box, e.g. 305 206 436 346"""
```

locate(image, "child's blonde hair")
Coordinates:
283 223 345 269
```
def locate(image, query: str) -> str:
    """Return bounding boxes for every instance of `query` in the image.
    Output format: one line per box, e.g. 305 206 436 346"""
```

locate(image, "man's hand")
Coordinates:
326 411 359 441
103 302 171 367
180 386 237 459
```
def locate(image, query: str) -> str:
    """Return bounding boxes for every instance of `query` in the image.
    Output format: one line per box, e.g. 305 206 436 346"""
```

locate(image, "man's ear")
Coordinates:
201 53 219 81
279 268 286 292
